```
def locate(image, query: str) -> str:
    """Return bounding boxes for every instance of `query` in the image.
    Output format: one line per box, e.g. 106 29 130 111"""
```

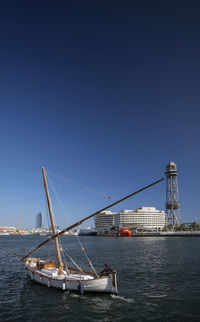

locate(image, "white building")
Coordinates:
116 207 166 231
0 226 16 235
94 207 166 234
94 211 118 235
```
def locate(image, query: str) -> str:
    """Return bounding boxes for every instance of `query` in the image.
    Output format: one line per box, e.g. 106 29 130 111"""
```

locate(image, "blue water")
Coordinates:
0 236 200 321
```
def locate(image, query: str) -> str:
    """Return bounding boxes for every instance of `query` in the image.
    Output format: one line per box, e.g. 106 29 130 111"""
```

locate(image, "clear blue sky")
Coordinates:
0 1 200 228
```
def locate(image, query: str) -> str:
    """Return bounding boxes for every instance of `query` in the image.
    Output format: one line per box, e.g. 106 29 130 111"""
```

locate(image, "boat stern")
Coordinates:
110 271 118 294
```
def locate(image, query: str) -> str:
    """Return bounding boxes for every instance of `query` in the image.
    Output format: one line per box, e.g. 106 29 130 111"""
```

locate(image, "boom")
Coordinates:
21 177 164 261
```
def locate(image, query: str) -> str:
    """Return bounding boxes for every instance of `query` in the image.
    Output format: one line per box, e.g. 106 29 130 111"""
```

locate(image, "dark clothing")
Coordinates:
100 264 112 276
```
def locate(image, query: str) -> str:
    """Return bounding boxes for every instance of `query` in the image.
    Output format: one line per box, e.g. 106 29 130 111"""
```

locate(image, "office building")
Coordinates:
35 212 44 228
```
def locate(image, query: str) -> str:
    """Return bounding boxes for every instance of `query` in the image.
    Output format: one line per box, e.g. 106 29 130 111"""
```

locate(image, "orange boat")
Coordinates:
116 227 131 237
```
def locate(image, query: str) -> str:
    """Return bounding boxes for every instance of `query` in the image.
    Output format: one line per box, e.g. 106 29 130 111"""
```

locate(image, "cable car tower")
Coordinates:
165 161 181 227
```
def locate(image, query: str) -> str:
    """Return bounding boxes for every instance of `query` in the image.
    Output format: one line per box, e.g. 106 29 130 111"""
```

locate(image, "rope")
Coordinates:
76 237 98 276
47 170 117 201
46 171 98 275
63 248 84 273
59 238 85 274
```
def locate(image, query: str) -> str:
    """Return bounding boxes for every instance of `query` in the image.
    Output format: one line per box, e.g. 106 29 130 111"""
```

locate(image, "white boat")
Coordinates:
18 168 164 294
26 257 117 293
24 167 118 294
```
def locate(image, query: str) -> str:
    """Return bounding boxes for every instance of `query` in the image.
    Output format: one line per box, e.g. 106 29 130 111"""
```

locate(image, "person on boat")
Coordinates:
100 264 112 276
36 259 41 270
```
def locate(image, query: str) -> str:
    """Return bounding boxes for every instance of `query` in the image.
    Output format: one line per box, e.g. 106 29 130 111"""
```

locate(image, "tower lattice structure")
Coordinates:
165 161 181 227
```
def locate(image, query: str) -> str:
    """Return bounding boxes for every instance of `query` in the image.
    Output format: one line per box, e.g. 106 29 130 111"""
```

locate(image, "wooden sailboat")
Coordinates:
20 167 164 294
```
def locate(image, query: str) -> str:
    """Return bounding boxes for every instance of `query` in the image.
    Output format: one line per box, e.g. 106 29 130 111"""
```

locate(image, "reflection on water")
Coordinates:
0 235 200 321
110 294 135 303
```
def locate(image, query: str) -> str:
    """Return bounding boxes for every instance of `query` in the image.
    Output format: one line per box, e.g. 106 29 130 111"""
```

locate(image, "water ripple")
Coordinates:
1 236 200 321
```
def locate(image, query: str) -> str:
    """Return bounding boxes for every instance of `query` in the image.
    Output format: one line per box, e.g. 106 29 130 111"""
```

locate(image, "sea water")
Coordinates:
0 235 200 321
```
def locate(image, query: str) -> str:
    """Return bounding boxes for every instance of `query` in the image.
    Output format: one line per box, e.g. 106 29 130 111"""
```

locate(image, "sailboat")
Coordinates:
18 167 164 294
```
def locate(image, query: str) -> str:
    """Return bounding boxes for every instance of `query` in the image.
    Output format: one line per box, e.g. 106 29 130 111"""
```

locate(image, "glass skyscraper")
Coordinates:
35 212 44 228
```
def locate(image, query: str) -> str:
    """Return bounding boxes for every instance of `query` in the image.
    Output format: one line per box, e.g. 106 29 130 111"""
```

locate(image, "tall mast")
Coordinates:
42 167 64 275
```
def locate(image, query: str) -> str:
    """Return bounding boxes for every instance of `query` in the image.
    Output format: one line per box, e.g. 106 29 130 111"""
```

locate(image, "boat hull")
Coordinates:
78 232 97 236
26 258 118 294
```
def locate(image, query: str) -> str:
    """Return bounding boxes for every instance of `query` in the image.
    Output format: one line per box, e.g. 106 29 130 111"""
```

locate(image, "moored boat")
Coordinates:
78 226 97 236
116 227 131 237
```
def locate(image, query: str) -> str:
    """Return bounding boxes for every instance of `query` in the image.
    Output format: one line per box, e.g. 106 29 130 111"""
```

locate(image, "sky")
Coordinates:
0 0 200 229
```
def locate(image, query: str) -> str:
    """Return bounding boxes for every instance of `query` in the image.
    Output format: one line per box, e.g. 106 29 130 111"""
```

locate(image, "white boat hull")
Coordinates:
26 258 118 294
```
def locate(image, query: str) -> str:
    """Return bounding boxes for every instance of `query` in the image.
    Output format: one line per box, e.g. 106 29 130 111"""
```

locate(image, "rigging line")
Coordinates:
75 236 98 275
46 171 81 267
58 236 83 275
49 189 97 275
47 170 117 201
46 172 98 275
62 248 84 273
46 173 85 264
46 172 72 227
60 240 84 274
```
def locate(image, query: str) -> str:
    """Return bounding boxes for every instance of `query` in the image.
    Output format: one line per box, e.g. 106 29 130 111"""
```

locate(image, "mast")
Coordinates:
42 167 64 275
